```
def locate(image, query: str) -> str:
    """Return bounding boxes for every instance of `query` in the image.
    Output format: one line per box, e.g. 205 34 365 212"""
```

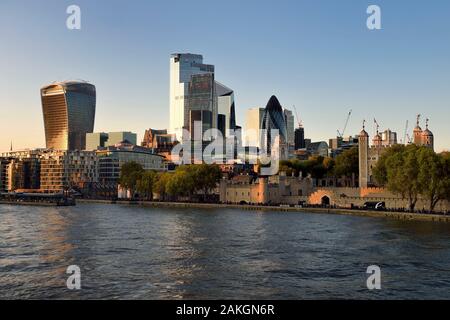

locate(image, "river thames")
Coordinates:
0 203 449 299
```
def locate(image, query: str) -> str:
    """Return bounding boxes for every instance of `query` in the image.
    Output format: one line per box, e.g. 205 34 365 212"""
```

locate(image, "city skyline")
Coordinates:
1 0 450 152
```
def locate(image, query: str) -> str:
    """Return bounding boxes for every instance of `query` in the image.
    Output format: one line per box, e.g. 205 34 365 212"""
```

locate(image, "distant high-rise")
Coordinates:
216 81 236 137
41 81 96 150
295 126 305 150
261 96 288 159
169 53 215 141
284 109 295 149
188 73 216 138
245 107 265 148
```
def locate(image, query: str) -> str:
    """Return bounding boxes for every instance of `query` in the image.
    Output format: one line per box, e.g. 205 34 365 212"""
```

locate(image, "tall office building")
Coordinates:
284 109 295 150
295 126 305 150
188 73 216 138
170 53 215 141
41 81 96 150
260 96 288 160
216 81 236 137
245 107 265 148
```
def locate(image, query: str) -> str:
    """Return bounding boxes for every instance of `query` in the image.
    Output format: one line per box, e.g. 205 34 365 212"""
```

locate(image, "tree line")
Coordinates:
373 145 450 212
119 162 222 201
279 146 359 179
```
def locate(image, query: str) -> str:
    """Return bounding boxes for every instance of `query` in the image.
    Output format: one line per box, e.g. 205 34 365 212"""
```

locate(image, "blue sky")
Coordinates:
1 0 449 152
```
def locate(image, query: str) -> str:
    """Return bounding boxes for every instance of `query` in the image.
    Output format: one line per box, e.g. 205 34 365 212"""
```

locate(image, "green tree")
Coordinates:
154 172 171 200
372 144 405 186
334 146 359 178
418 149 450 212
119 162 144 197
166 169 195 198
384 145 422 211
136 171 157 200
194 164 222 197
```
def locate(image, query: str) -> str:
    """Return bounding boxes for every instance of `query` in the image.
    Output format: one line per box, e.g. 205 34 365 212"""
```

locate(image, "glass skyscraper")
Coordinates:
170 53 215 141
41 81 96 150
261 95 288 159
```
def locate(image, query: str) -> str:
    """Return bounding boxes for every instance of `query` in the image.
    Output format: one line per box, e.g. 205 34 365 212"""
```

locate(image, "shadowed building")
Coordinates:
284 109 295 152
295 126 305 150
41 81 96 150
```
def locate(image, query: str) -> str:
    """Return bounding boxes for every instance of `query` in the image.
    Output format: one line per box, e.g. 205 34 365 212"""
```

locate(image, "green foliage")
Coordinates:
119 162 144 195
418 148 450 211
333 146 359 178
136 171 157 200
385 145 422 211
121 163 222 201
373 145 450 212
279 156 336 179
372 144 405 186
154 172 171 199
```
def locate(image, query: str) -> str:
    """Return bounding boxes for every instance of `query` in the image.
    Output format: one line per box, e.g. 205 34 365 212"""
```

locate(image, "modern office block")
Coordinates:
170 53 215 141
245 107 265 148
86 132 137 150
41 81 96 150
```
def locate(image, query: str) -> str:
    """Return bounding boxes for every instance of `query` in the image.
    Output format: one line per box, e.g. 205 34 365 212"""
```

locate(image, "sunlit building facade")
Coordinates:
41 81 96 151
39 150 98 192
86 132 137 151
245 107 265 148
170 53 215 141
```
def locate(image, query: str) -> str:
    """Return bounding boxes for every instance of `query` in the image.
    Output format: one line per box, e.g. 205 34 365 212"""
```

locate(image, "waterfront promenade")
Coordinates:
77 199 450 224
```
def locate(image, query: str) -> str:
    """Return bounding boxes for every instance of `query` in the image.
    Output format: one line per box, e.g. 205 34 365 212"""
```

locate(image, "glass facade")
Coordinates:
261 96 287 153
97 148 166 184
41 81 96 150
188 74 215 139
39 150 98 192
170 53 215 141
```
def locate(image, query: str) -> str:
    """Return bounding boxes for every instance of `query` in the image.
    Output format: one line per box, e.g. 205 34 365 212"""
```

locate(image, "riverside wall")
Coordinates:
76 199 450 224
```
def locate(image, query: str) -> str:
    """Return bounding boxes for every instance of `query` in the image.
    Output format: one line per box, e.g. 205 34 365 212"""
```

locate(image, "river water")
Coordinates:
1 203 449 299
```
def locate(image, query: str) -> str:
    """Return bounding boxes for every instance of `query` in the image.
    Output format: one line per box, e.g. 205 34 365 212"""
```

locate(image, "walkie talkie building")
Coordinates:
41 81 96 150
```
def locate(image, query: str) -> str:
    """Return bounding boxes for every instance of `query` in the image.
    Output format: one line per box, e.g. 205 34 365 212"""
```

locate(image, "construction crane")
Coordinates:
374 118 380 134
406 134 412 144
402 120 409 145
337 109 352 138
292 105 303 128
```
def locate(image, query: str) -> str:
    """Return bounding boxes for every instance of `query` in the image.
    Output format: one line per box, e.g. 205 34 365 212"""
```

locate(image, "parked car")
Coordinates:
363 201 386 211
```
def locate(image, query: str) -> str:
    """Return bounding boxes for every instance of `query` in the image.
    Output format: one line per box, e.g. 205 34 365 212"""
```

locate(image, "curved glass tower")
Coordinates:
261 95 287 154
41 81 96 150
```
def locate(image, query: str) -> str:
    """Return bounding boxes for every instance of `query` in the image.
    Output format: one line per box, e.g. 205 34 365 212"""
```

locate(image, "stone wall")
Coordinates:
308 187 449 212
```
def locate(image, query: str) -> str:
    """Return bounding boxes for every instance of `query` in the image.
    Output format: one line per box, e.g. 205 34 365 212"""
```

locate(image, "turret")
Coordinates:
413 114 423 145
421 118 434 150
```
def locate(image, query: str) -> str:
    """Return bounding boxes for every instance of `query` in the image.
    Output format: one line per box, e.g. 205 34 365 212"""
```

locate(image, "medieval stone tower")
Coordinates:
358 121 369 188
358 115 435 189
